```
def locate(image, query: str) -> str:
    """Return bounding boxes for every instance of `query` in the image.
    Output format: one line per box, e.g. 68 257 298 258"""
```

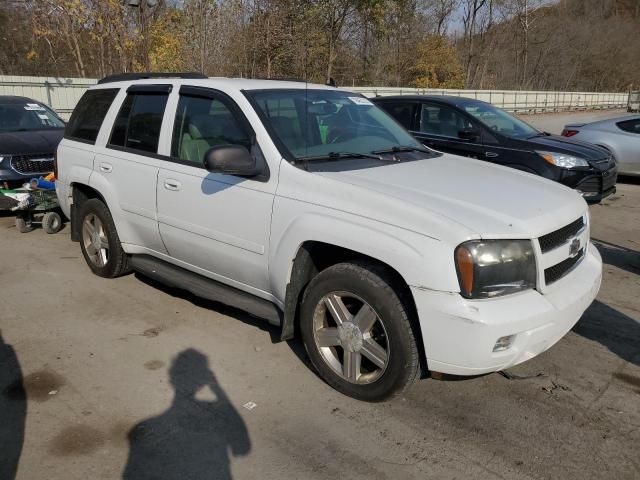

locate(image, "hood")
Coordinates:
302 154 587 240
0 129 64 156
524 133 611 169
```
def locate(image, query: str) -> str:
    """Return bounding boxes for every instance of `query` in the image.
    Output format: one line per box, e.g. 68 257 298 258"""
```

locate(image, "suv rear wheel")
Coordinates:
300 261 420 401
79 198 131 278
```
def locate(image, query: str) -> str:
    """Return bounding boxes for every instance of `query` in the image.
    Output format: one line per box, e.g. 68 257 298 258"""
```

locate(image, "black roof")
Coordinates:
372 94 487 106
0 95 39 104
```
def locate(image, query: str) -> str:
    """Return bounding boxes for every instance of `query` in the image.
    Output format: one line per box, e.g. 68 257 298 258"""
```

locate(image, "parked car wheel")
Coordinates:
79 199 130 278
300 261 420 401
15 214 33 233
42 211 63 234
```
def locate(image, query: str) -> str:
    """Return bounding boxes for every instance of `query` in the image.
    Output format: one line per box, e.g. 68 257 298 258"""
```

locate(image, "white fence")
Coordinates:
352 87 627 113
0 75 97 119
0 75 627 119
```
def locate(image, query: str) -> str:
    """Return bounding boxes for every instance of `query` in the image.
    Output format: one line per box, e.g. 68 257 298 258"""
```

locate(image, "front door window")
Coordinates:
420 103 473 138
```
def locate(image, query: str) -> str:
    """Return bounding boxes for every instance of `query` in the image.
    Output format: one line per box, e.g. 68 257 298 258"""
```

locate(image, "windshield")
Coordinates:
0 102 65 133
248 89 422 159
463 102 539 139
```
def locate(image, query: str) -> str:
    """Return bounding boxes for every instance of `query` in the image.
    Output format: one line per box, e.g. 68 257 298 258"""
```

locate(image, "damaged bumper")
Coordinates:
412 242 602 376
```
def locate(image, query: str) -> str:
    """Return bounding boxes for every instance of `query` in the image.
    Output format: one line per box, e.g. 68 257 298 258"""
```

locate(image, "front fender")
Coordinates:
268 197 460 305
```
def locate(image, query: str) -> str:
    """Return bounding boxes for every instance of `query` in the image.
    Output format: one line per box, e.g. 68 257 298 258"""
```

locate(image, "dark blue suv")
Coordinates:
0 96 65 189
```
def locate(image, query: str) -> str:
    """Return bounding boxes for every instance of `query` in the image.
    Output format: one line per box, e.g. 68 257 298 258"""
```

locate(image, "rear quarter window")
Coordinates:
65 89 119 144
616 118 640 134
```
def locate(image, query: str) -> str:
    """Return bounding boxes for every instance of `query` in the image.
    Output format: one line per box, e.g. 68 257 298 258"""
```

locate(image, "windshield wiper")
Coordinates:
371 145 434 155
527 131 551 139
294 151 383 163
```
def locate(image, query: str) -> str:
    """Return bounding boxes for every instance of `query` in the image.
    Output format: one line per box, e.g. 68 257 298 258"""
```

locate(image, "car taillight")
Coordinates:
561 129 579 137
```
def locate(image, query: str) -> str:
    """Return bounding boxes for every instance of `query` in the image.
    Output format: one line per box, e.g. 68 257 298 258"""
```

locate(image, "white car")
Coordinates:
55 73 602 401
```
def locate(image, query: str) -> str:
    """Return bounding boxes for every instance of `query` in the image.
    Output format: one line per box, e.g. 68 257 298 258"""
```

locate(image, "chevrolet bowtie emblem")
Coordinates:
569 238 581 258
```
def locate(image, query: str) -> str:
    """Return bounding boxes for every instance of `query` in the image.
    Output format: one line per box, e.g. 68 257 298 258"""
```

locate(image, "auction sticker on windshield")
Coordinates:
24 103 46 111
348 96 373 106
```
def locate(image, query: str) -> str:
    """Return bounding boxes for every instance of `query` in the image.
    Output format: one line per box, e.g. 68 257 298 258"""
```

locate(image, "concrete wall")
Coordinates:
0 75 627 119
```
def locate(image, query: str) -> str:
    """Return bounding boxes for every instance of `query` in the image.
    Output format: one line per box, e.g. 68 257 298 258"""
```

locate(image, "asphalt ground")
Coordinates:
1 110 639 480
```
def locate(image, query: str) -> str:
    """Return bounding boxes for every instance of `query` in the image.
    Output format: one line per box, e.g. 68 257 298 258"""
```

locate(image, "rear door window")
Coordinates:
109 91 169 154
616 118 640 134
420 103 474 137
65 89 119 144
379 102 416 130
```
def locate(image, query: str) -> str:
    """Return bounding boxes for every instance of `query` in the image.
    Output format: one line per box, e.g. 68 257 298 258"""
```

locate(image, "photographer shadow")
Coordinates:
123 349 251 480
0 332 25 480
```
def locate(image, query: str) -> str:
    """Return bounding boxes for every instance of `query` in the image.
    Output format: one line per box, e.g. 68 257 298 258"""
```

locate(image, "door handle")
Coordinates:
485 152 499 158
99 162 113 173
164 179 181 191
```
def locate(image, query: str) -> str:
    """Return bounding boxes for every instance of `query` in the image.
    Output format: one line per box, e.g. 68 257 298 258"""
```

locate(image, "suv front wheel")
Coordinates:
300 261 420 401
78 198 131 278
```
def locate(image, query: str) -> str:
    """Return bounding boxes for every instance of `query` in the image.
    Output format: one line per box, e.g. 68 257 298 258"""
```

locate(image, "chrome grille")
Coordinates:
545 249 585 284
10 154 55 175
538 217 584 253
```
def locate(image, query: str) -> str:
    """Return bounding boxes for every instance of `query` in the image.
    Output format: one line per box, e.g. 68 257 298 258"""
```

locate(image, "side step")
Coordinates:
130 255 282 326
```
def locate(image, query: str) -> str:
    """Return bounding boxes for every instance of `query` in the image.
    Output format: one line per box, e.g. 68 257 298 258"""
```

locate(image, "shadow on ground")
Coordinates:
574 300 640 367
134 273 314 375
0 331 26 480
617 175 640 185
134 273 281 343
123 349 251 480
593 238 640 275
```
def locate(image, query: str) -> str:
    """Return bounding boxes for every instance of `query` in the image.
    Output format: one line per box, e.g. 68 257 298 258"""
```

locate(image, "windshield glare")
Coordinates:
0 102 65 133
463 103 539 139
249 89 421 159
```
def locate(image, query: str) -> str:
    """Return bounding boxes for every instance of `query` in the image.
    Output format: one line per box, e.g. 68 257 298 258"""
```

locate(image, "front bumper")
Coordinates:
412 242 602 376
560 165 617 203
0 167 33 188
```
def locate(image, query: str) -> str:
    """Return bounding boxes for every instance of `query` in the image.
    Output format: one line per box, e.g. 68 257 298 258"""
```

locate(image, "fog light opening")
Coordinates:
493 334 516 352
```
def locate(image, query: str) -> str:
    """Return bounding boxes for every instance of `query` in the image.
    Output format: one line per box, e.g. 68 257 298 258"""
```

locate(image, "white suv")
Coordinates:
56 73 602 401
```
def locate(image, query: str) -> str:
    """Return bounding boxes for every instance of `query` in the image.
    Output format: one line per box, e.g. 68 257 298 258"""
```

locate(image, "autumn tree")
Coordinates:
3 0 638 92
413 35 464 88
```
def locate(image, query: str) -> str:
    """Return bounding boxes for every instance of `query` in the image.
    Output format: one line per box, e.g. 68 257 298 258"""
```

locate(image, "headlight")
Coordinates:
537 151 589 168
455 240 536 299
0 156 5 165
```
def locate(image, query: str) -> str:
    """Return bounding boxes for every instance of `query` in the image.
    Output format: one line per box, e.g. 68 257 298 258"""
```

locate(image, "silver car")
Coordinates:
562 116 640 176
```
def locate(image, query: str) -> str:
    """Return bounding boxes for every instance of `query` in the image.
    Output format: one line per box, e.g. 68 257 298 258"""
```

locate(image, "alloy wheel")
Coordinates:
312 291 389 384
82 213 109 267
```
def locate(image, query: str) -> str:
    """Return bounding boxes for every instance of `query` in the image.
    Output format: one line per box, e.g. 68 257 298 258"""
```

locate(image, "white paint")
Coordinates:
56 77 602 379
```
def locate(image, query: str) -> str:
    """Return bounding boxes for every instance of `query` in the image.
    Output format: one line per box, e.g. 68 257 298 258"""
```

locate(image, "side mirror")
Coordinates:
458 128 480 142
203 144 261 177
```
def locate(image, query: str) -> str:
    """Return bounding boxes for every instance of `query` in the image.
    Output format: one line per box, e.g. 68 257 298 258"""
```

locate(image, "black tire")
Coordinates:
300 261 420 402
78 198 131 278
42 211 62 234
15 215 33 233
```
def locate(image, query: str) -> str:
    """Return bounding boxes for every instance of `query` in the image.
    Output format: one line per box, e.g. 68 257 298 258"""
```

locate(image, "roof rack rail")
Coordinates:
250 76 307 83
97 72 207 84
